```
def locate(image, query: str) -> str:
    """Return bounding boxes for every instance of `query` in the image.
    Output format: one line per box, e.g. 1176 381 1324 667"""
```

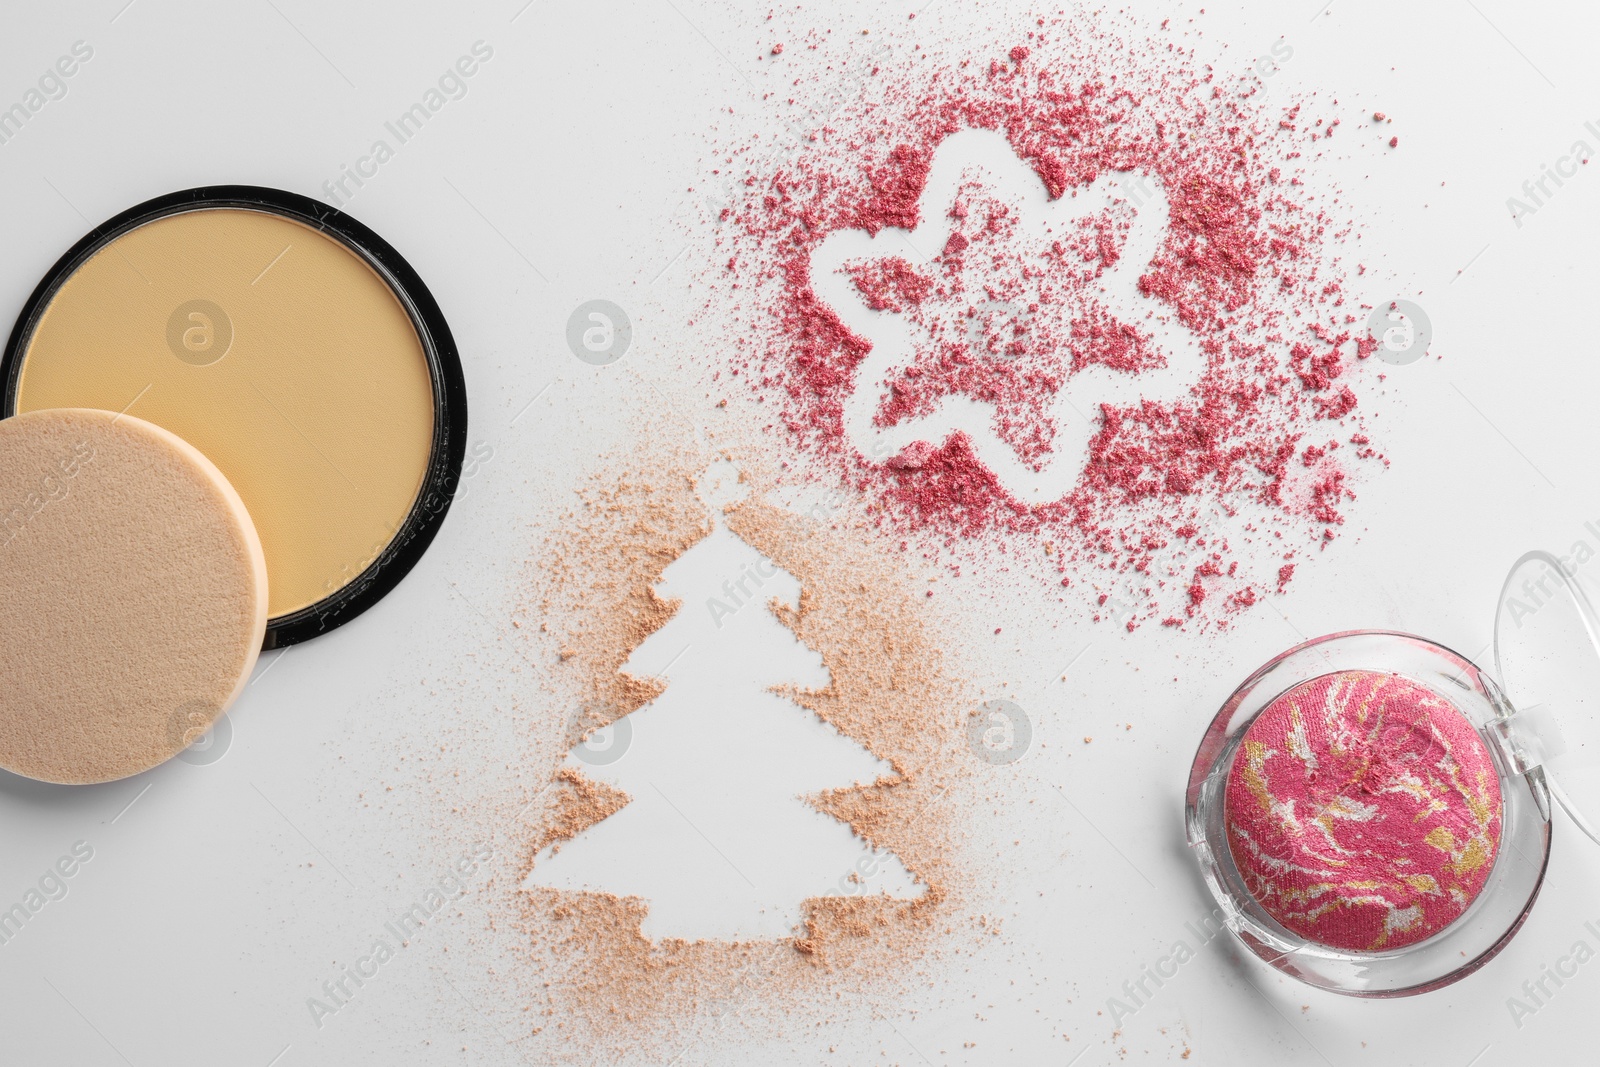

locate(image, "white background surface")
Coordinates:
3 1 1600 1064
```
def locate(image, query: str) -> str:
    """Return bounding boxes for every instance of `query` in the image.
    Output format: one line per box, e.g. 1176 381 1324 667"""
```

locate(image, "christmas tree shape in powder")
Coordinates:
526 462 923 941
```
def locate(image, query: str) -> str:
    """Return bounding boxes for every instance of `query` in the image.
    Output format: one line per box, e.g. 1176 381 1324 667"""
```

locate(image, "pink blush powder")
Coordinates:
1224 671 1504 951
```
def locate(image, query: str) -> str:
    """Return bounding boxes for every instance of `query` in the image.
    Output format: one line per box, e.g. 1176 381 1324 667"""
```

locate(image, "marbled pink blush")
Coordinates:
1225 671 1503 951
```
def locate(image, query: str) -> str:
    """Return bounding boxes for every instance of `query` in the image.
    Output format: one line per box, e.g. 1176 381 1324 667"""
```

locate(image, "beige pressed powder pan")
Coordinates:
2 186 468 647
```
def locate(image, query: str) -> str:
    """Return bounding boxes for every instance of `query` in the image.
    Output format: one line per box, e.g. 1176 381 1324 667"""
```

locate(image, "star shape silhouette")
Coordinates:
809 128 1207 506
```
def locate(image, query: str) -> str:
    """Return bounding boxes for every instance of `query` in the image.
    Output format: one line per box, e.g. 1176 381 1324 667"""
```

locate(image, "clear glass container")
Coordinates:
1185 550 1600 996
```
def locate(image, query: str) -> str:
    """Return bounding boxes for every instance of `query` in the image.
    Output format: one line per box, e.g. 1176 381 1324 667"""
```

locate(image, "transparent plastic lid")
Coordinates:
1494 550 1600 845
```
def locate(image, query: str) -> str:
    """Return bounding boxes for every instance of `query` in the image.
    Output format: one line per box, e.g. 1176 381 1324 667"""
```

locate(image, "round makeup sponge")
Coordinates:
1224 671 1503 951
0 408 267 783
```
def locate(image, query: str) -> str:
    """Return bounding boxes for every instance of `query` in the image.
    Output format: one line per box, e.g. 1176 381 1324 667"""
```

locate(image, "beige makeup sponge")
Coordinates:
0 408 267 783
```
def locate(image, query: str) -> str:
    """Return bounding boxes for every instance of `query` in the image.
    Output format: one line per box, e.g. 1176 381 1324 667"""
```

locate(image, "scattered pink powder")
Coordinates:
705 15 1388 624
1224 671 1503 952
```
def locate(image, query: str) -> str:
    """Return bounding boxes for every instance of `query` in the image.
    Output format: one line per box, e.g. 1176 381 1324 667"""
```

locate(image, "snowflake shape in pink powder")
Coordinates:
808 128 1207 506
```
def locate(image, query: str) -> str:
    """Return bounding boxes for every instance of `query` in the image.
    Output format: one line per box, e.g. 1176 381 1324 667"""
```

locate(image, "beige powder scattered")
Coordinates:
510 445 977 1059
533 767 631 856
525 464 709 752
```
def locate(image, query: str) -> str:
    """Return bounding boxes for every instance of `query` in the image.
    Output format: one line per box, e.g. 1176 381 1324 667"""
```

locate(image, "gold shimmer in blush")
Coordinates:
1224 671 1504 951
0 408 266 784
13 207 436 621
